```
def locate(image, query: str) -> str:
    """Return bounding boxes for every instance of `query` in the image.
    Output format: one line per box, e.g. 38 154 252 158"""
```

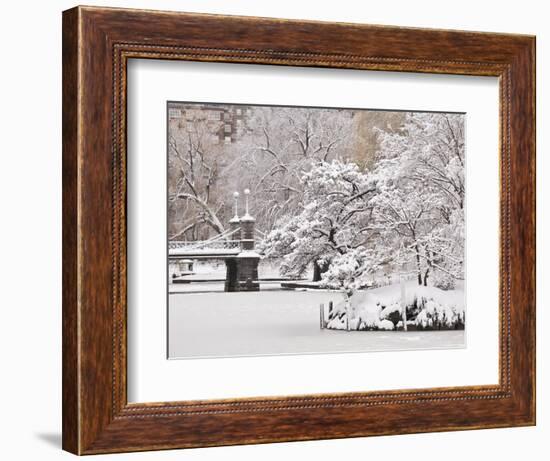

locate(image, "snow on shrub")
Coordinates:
377 319 395 331
413 296 465 330
325 282 464 331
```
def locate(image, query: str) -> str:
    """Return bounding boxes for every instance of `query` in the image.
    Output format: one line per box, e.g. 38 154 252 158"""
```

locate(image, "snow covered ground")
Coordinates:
168 289 465 359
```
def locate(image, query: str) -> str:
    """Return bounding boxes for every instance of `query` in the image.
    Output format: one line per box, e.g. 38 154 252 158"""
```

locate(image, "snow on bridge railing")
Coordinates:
168 239 241 251
168 226 243 250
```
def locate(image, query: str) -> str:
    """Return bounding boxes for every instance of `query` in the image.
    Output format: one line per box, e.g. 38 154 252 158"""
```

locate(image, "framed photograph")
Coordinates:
62 6 535 455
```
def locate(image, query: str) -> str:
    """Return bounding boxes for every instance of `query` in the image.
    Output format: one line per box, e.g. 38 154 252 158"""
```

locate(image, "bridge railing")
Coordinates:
168 239 241 251
168 226 243 250
167 223 268 253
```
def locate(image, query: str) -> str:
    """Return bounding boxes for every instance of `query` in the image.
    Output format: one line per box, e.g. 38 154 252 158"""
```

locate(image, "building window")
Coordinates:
168 108 181 118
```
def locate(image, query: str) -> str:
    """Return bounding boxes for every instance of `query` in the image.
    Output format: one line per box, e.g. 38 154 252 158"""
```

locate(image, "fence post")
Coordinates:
320 303 325 329
400 277 408 331
345 298 350 331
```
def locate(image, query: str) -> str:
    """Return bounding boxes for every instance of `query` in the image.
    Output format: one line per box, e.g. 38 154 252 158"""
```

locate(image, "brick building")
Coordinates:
168 102 252 144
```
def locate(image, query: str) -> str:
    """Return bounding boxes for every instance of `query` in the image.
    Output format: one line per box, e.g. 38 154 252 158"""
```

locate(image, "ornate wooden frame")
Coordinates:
62 5 536 455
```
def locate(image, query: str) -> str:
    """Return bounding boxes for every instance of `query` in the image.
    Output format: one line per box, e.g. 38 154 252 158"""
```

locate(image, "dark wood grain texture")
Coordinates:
62 5 536 455
62 7 80 454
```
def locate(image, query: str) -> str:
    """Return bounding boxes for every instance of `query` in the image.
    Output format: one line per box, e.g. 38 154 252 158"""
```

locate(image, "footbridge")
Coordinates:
169 190 264 292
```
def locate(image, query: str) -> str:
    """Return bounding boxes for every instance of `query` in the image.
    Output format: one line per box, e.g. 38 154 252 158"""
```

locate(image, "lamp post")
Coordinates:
230 191 240 222
228 191 241 240
242 188 251 220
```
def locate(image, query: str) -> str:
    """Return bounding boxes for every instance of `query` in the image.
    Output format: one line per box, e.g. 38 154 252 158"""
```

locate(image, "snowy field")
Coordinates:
168 289 465 359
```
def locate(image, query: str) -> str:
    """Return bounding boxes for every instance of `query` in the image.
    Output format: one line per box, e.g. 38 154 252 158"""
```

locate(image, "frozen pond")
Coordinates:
168 289 465 359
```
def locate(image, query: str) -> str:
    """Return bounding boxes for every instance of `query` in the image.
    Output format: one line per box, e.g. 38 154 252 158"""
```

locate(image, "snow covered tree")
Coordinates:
231 107 358 233
259 160 378 281
376 112 464 211
168 112 240 240
370 181 439 285
373 112 465 288
167 103 465 294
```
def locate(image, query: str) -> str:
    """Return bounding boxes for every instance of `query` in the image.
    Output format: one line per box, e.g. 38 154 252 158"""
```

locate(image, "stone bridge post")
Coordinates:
224 189 260 292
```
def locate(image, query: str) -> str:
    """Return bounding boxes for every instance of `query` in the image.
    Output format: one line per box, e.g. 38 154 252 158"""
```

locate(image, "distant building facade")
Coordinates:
168 102 252 144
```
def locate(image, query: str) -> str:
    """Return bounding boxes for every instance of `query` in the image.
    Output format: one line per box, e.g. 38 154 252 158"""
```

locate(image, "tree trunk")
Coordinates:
313 260 328 282
414 243 422 285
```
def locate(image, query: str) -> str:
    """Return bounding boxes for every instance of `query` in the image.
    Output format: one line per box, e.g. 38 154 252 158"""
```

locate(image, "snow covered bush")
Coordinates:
413 297 465 330
320 248 378 295
325 282 465 331
431 271 456 291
